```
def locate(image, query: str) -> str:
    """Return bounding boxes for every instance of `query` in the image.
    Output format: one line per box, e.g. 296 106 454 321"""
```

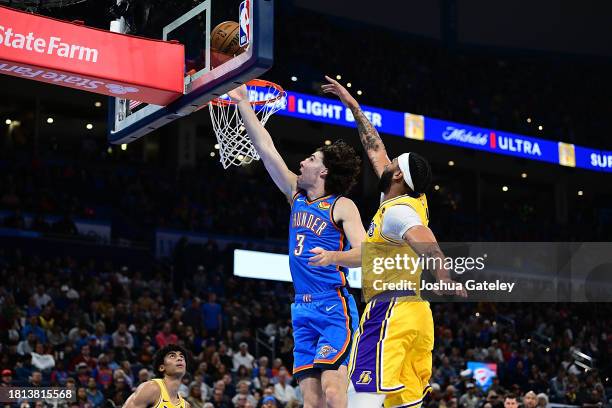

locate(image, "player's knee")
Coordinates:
302 393 323 408
324 384 345 407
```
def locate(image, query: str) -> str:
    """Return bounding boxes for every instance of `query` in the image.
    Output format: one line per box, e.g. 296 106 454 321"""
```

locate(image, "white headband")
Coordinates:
397 152 415 191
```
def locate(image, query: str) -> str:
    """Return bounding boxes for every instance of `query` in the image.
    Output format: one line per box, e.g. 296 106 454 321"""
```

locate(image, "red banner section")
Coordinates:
0 6 184 105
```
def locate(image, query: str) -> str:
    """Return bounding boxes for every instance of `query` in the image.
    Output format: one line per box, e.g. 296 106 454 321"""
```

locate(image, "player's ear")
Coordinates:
320 167 329 177
393 169 404 180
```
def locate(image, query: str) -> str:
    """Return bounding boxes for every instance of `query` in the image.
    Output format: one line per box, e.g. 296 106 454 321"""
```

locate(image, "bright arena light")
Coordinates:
5 119 11 125
210 152 216 157
527 118 532 123
86 123 93 130
214 144 220 150
121 144 127 151
291 76 297 82
336 75 341 80
94 101 102 108
448 160 455 166
434 185 440 191
578 190 584 196
357 90 363 95
346 82 352 88
47 117 54 124
538 125 543 130
502 186 509 192
324 140 332 146
521 172 528 178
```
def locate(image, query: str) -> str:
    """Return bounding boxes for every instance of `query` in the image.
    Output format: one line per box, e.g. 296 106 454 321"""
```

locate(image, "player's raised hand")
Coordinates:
308 247 338 267
227 84 249 103
322 75 359 109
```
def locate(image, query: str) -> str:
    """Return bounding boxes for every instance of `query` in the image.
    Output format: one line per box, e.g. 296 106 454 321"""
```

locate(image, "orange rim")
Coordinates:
210 79 285 107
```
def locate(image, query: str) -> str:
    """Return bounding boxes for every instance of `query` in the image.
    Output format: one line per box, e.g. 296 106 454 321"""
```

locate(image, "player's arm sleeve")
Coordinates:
380 205 422 241
122 381 160 408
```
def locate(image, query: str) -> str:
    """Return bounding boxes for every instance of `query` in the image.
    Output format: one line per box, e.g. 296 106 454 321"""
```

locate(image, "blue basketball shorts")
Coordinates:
291 287 359 380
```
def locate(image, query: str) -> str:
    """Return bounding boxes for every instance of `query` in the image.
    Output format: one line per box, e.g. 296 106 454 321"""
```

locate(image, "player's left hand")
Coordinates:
308 247 337 267
322 76 359 109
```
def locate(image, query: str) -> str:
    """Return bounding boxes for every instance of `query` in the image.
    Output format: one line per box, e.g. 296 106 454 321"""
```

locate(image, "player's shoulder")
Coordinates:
138 379 163 398
331 196 360 220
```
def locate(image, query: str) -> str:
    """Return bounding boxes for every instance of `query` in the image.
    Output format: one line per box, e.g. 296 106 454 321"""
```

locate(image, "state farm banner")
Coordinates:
0 6 184 105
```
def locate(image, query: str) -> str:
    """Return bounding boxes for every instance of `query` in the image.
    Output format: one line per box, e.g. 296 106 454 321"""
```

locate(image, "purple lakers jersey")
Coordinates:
288 192 349 294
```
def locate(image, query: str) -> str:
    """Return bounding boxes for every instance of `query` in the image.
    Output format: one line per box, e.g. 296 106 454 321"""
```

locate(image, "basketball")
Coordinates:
211 21 243 56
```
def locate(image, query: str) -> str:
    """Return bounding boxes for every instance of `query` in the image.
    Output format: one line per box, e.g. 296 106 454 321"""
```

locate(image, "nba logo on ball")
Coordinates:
239 0 250 48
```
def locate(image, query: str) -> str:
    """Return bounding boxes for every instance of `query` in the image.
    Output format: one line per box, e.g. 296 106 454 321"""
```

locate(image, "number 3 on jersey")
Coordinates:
294 233 305 256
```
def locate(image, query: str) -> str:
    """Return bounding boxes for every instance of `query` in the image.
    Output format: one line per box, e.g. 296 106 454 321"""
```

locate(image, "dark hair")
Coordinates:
408 152 432 195
152 344 192 378
317 140 361 195
505 394 518 402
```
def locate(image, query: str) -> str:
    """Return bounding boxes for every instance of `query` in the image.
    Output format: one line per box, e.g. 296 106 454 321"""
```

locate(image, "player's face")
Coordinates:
297 151 327 189
162 351 186 377
378 158 400 193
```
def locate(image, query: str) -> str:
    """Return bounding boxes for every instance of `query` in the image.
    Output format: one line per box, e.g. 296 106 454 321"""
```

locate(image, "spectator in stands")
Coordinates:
137 368 150 385
536 393 549 408
33 286 52 309
523 391 537 408
232 380 257 407
85 377 104 408
155 322 178 348
22 316 47 344
548 368 567 402
76 387 92 408
503 394 519 408
112 322 134 350
50 359 69 386
235 365 251 386
211 387 230 408
232 343 254 372
202 293 222 339
70 345 97 371
31 342 55 372
186 384 205 408
459 383 480 408
273 367 296 406
1 369 13 386
29 371 43 387
17 333 38 356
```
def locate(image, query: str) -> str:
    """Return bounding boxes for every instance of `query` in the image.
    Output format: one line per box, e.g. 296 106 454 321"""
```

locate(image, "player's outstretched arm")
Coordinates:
322 76 391 178
308 197 366 268
122 381 160 408
228 85 297 200
403 226 467 297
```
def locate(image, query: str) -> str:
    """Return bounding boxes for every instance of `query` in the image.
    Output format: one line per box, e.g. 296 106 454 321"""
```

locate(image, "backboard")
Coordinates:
107 0 274 145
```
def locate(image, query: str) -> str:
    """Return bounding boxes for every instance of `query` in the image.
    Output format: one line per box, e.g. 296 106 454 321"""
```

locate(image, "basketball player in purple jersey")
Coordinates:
228 84 365 408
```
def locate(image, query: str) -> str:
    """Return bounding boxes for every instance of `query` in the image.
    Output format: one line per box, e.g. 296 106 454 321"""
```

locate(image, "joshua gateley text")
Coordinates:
372 279 516 293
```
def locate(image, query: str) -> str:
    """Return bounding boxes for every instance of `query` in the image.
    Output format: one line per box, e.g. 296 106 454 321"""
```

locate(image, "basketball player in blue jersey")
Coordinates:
321 77 466 408
122 345 191 408
228 84 365 408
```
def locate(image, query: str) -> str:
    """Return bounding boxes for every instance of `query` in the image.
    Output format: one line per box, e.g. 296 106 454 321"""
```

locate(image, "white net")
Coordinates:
208 80 285 169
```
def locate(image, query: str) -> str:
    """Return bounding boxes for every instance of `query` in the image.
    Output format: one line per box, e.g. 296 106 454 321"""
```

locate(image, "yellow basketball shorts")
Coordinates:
348 298 434 408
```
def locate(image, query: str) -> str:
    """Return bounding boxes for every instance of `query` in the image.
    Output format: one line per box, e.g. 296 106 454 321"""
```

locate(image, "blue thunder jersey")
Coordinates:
289 192 350 294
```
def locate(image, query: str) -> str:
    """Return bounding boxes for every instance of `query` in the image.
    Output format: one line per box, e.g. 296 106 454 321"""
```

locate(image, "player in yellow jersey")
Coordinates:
313 76 465 408
123 345 191 408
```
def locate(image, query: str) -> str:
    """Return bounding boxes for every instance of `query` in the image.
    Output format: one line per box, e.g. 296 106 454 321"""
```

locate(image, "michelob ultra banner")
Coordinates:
0 5 184 105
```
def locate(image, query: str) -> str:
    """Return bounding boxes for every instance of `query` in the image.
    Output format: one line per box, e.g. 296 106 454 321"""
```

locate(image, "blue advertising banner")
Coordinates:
273 90 612 173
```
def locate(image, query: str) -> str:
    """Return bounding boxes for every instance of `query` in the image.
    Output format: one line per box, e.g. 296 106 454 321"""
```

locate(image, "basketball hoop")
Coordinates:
209 79 285 169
